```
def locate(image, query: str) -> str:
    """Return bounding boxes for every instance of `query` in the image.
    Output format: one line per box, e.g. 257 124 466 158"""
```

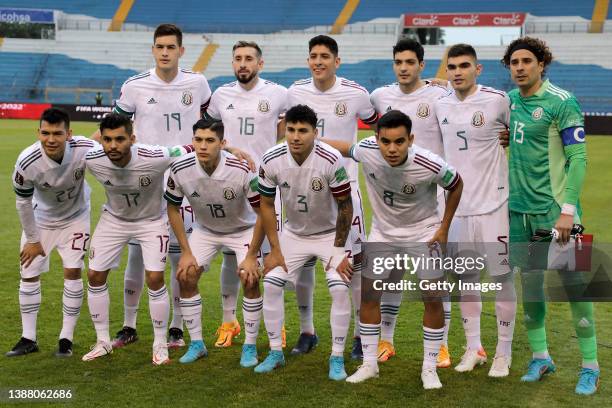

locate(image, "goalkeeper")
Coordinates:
501 36 599 395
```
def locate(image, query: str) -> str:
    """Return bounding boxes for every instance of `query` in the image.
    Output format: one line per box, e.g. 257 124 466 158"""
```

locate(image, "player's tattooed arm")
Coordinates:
334 193 353 248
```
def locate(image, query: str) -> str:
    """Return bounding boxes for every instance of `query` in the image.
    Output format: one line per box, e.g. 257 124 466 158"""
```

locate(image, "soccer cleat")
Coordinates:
488 355 512 378
240 344 259 368
575 368 600 395
291 333 319 355
346 363 379 383
168 327 186 349
329 355 348 381
351 337 363 360
520 357 556 382
455 347 487 372
5 337 39 357
437 344 451 368
82 341 112 361
377 340 396 362
152 342 170 365
254 350 285 373
55 338 73 358
112 326 138 348
421 368 443 389
214 321 241 348
281 325 286 348
179 340 208 364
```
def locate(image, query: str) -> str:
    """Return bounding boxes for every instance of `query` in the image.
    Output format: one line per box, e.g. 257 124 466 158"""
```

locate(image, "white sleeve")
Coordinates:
12 165 39 242
200 76 212 113
205 92 222 120
114 81 136 116
357 91 378 124
500 93 511 127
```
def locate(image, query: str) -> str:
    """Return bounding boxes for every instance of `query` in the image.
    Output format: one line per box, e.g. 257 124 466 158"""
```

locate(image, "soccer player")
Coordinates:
435 44 516 377
7 108 92 358
241 104 354 380
502 37 599 394
369 38 453 365
324 110 462 388
287 35 378 358
203 41 288 348
108 23 212 349
82 113 192 364
164 118 263 367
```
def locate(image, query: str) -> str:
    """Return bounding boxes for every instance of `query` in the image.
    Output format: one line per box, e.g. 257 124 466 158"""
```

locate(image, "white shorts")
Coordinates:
265 230 350 286
20 211 90 279
368 220 444 280
89 211 169 272
190 226 253 272
448 204 511 277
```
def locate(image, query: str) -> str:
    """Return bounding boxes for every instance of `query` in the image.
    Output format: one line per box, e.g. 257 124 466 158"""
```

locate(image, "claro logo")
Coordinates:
452 15 480 26
493 14 522 25
411 15 439 26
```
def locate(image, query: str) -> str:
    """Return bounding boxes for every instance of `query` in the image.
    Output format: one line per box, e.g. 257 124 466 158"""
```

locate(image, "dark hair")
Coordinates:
232 41 262 59
193 118 224 141
447 43 478 61
40 107 70 129
393 39 424 62
308 35 338 56
154 23 183 47
501 36 553 75
285 105 318 129
99 113 133 136
377 110 412 135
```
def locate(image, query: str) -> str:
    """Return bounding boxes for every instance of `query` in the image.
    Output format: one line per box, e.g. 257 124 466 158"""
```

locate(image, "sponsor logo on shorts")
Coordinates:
140 175 152 187
258 100 270 113
311 177 324 192
223 187 236 200
471 111 485 127
181 90 193 106
334 102 348 117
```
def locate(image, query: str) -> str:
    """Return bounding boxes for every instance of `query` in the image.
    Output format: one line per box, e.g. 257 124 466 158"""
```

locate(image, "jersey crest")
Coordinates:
402 183 416 194
311 177 324 192
181 90 193 106
258 100 271 113
223 187 236 200
73 167 85 181
334 102 348 117
471 111 485 127
532 107 543 120
416 103 430 119
140 175 152 187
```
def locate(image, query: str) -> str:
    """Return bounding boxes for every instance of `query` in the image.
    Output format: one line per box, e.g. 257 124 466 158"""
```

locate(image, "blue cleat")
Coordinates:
329 355 347 381
179 340 208 364
575 368 600 395
240 344 259 368
291 333 318 355
254 350 285 373
351 337 363 360
521 358 556 382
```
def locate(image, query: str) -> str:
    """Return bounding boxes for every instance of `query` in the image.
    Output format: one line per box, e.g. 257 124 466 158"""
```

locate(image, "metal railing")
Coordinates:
524 20 610 34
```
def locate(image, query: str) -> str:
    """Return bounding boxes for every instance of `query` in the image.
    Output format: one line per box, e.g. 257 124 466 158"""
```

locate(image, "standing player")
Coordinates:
109 23 211 349
287 35 378 358
502 37 599 394
82 113 192 364
241 105 354 380
7 108 92 358
203 41 287 348
369 38 453 365
324 110 463 388
435 44 516 377
164 118 263 367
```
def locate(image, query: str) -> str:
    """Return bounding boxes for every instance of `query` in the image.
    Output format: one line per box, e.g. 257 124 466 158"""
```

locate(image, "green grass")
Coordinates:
0 120 610 407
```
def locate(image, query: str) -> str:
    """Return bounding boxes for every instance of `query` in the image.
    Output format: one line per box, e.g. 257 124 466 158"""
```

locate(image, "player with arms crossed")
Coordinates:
287 35 378 358
435 43 516 377
324 110 463 389
164 118 264 367
370 38 453 365
241 105 354 380
7 108 93 358
204 41 287 348
502 37 599 395
82 113 192 364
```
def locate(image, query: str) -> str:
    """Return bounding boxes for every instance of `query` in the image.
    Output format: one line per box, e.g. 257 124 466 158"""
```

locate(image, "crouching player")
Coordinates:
164 118 263 366
82 113 192 364
325 110 463 389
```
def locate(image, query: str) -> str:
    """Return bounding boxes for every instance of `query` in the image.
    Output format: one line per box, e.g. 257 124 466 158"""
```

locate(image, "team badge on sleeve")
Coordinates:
167 176 176 190
442 170 454 185
223 187 236 200
181 90 193 106
249 177 259 192
14 171 24 186
471 111 485 127
334 167 348 183
334 102 348 117
311 177 324 192
259 167 266 179
140 175 152 187
417 103 430 118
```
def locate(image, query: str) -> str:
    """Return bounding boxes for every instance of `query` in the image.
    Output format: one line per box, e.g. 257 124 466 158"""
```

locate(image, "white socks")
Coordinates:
180 294 202 342
19 280 41 341
242 296 263 345
123 244 144 329
148 286 169 345
88 283 110 343
423 326 444 369
60 278 83 341
221 253 240 323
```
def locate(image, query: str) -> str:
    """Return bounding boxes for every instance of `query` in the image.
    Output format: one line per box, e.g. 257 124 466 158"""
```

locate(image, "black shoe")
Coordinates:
351 337 363 360
6 337 39 357
290 333 318 355
55 338 73 358
112 326 138 348
168 327 185 348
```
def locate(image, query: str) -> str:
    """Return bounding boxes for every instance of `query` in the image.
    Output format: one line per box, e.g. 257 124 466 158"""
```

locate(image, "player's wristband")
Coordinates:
561 203 576 216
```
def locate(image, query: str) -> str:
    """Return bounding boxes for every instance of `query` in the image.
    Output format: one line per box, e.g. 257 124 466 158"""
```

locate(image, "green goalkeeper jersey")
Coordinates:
508 79 586 214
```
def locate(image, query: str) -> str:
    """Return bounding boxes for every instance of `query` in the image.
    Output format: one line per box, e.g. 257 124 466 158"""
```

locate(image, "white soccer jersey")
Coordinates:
287 76 377 182
370 82 450 157
206 78 288 164
12 136 93 230
164 151 260 234
114 68 212 146
85 144 188 221
258 141 351 236
435 85 510 216
350 137 460 240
